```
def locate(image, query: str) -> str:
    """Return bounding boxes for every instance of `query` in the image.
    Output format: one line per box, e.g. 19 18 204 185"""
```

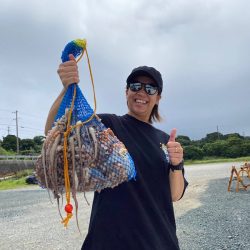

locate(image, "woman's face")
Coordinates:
126 75 161 123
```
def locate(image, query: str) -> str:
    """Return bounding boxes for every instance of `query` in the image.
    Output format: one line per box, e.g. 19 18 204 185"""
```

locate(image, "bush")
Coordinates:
202 140 228 157
20 139 35 151
224 145 244 158
19 149 36 155
2 135 18 151
176 135 191 146
242 142 250 156
184 145 204 160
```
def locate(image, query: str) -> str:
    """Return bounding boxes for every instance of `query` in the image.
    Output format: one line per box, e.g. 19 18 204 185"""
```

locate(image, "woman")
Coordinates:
45 54 188 250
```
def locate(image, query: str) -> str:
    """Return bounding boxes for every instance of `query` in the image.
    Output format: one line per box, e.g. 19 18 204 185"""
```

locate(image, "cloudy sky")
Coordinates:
0 0 249 140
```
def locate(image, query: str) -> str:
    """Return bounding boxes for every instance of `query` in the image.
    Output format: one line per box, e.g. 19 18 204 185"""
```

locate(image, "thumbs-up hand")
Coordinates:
166 128 183 166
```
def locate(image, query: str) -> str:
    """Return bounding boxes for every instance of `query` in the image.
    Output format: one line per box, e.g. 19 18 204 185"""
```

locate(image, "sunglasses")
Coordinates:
128 82 158 95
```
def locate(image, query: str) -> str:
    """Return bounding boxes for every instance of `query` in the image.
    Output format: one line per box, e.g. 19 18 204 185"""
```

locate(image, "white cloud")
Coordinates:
0 0 250 140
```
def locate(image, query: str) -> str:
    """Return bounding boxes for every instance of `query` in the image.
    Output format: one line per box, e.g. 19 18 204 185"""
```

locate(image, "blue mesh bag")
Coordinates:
36 39 136 228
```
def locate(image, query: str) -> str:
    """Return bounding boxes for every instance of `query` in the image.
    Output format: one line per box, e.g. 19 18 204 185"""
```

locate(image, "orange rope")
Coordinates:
61 85 76 227
71 48 97 129
61 45 97 227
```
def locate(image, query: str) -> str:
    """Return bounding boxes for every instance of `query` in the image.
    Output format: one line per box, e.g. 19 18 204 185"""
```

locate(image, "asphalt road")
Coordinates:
0 162 249 250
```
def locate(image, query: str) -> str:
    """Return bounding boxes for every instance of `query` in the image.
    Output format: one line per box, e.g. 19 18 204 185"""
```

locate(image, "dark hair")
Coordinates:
149 104 162 124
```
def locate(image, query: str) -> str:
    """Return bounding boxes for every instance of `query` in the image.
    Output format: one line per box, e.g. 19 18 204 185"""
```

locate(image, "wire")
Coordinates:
0 124 16 127
19 111 45 120
0 109 44 121
20 126 44 132
0 109 13 112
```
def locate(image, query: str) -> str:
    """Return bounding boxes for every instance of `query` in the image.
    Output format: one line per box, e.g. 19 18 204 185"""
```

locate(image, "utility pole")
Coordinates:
217 125 219 140
13 110 19 154
7 126 10 135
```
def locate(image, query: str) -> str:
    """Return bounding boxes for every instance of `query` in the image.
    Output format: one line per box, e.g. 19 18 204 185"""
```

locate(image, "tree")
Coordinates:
2 135 18 152
224 144 243 158
202 132 223 143
33 136 45 146
224 133 244 140
184 145 204 160
202 140 228 157
176 135 191 146
20 139 35 151
226 136 243 147
242 142 250 156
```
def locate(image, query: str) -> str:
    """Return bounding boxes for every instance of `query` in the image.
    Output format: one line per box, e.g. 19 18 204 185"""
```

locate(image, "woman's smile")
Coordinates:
135 98 148 104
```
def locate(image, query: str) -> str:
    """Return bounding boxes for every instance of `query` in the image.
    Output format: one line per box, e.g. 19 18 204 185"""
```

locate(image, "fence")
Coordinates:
0 155 38 175
0 155 39 160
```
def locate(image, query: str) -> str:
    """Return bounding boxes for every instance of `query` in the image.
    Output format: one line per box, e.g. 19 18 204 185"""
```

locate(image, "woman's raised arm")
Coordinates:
44 54 79 135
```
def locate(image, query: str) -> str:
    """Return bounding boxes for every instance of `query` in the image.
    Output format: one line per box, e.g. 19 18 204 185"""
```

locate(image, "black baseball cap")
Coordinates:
126 66 163 94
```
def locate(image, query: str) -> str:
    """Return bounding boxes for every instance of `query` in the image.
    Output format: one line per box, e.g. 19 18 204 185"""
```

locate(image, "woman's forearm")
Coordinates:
44 88 66 135
45 54 79 135
169 170 185 202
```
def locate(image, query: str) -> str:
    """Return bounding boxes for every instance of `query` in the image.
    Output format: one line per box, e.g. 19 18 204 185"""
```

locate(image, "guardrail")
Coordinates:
0 155 39 160
0 155 38 175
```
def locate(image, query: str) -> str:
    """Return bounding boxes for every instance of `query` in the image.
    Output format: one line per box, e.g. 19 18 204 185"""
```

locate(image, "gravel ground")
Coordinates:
175 162 250 250
0 162 249 250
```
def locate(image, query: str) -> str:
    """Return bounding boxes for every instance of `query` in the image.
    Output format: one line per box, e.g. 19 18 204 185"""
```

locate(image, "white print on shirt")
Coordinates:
160 143 170 163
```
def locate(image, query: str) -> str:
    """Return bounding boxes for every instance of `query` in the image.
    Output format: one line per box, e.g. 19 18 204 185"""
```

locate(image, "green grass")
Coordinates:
185 156 250 165
0 176 28 190
15 169 34 178
0 169 35 191
0 146 14 155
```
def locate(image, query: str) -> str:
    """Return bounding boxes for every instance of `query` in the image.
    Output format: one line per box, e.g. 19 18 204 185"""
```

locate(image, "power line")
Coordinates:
19 111 45 120
0 128 11 132
0 108 13 112
20 126 44 132
0 109 45 121
0 124 16 127
19 131 44 135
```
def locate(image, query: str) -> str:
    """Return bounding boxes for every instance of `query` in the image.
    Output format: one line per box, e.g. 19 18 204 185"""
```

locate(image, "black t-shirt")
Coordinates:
82 114 188 250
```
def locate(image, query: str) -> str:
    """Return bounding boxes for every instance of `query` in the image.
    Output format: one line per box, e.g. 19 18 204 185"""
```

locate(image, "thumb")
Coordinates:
169 128 177 142
69 54 76 61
